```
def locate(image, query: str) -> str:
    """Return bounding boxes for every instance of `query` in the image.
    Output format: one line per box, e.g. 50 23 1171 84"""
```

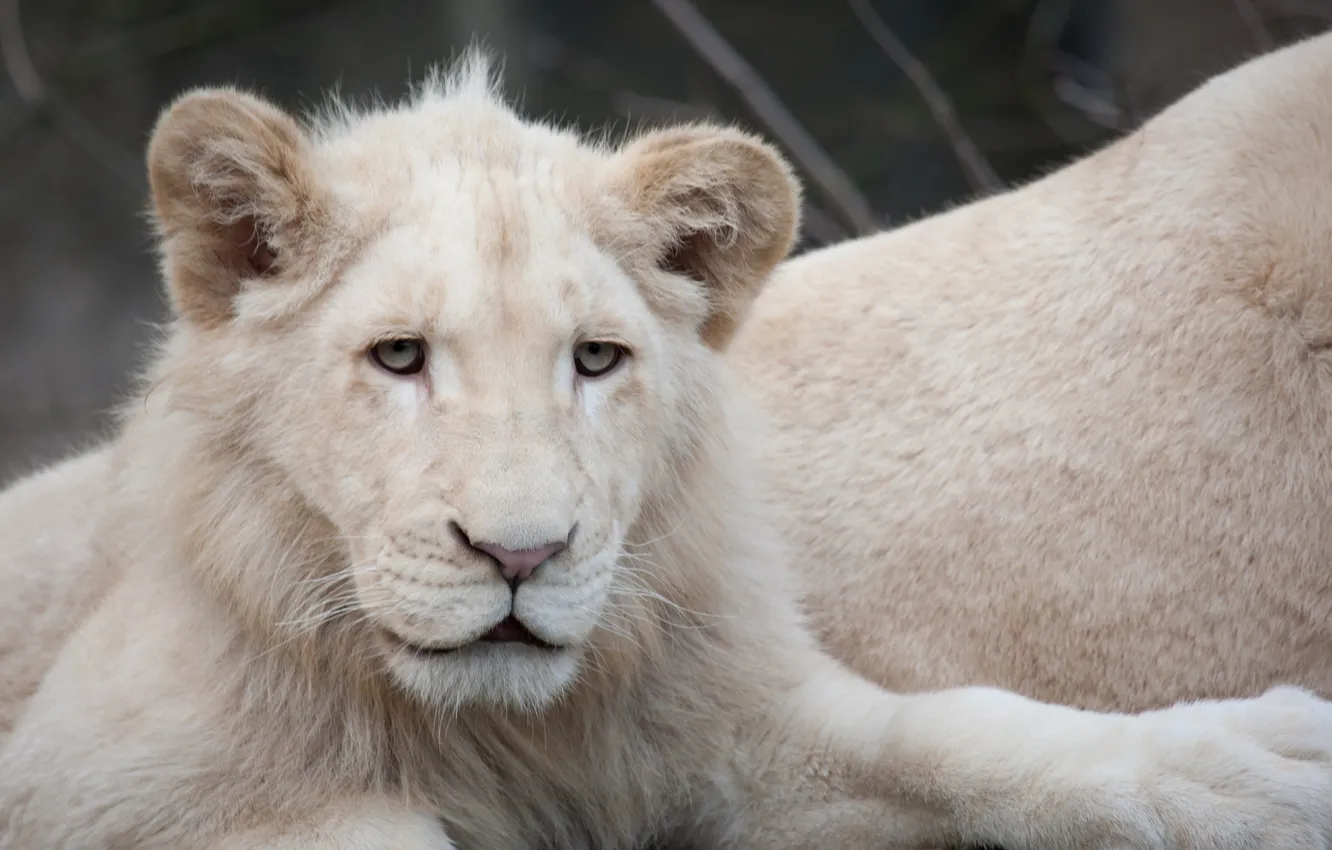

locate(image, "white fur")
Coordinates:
3 47 1332 850
729 28 1332 716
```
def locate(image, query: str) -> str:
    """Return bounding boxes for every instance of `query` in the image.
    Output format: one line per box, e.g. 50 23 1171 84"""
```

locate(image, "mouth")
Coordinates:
382 616 563 656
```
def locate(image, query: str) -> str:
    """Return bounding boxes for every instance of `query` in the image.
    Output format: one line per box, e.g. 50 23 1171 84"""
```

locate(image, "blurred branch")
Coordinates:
1231 0 1275 51
1050 52 1122 130
1018 0 1117 144
848 0 1000 194
63 0 325 83
613 94 852 245
0 0 39 101
0 0 323 194
0 0 143 192
528 32 850 249
647 0 879 235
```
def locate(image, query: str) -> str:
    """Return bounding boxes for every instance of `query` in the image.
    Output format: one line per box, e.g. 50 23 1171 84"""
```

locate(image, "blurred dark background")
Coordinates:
1 0 1329 479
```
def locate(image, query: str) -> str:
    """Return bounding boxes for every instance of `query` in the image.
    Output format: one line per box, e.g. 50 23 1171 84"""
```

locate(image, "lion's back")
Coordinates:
731 34 1332 712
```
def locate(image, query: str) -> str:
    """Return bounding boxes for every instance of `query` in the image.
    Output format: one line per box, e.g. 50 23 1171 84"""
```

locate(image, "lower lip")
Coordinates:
382 618 562 656
479 616 560 649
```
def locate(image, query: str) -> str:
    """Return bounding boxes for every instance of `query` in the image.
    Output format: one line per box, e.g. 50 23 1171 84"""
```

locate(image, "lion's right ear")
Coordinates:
147 88 328 327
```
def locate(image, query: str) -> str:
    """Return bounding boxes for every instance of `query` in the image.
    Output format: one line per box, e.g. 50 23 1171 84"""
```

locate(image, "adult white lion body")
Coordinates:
4 39 1332 850
730 29 1332 714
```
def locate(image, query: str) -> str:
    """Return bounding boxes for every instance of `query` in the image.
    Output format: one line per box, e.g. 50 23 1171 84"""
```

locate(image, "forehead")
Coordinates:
313 97 635 331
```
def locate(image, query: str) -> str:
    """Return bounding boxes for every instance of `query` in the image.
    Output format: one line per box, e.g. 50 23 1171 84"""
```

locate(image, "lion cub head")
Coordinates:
143 56 798 711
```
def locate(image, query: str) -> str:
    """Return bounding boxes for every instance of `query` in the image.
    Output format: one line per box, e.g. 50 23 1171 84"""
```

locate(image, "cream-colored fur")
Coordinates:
0 448 117 735
731 28 1332 715
5 49 1332 850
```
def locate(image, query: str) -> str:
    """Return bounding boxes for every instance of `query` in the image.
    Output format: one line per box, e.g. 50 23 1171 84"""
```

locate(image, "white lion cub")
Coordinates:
3 54 1332 849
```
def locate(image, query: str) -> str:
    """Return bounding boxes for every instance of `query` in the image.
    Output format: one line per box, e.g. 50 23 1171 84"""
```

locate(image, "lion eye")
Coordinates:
370 338 427 375
573 341 625 379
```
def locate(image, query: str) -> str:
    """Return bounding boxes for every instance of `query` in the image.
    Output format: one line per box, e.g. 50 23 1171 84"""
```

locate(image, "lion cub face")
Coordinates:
293 178 669 709
145 58 797 710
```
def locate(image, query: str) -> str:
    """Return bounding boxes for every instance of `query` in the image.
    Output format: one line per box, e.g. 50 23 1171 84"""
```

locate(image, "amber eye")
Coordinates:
370 338 426 375
573 341 625 379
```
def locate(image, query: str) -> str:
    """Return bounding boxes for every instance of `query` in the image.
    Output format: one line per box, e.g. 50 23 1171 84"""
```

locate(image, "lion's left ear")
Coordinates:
606 126 801 350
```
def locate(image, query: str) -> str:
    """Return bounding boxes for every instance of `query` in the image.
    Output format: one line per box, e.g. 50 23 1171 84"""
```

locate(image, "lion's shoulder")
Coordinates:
0 445 121 736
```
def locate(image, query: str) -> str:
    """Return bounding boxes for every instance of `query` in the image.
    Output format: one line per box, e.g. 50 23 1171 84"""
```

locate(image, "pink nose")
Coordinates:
471 539 567 584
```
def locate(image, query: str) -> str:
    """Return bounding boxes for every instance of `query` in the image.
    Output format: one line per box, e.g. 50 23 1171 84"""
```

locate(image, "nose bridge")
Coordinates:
454 412 578 550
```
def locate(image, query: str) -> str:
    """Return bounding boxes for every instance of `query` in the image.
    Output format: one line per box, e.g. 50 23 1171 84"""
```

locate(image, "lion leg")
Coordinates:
713 658 1332 849
0 577 456 850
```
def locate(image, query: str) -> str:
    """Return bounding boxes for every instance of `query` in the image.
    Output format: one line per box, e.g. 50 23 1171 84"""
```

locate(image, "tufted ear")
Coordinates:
147 87 332 327
607 126 801 350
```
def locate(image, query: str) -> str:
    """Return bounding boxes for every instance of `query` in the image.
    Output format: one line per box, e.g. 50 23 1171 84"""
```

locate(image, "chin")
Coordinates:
386 640 584 713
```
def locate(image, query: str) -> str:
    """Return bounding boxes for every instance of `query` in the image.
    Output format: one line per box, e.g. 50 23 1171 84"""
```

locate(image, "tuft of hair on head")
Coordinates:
302 43 506 142
411 41 505 108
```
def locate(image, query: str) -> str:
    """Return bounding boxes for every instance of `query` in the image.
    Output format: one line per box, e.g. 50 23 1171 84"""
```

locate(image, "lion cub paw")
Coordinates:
1130 685 1332 849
